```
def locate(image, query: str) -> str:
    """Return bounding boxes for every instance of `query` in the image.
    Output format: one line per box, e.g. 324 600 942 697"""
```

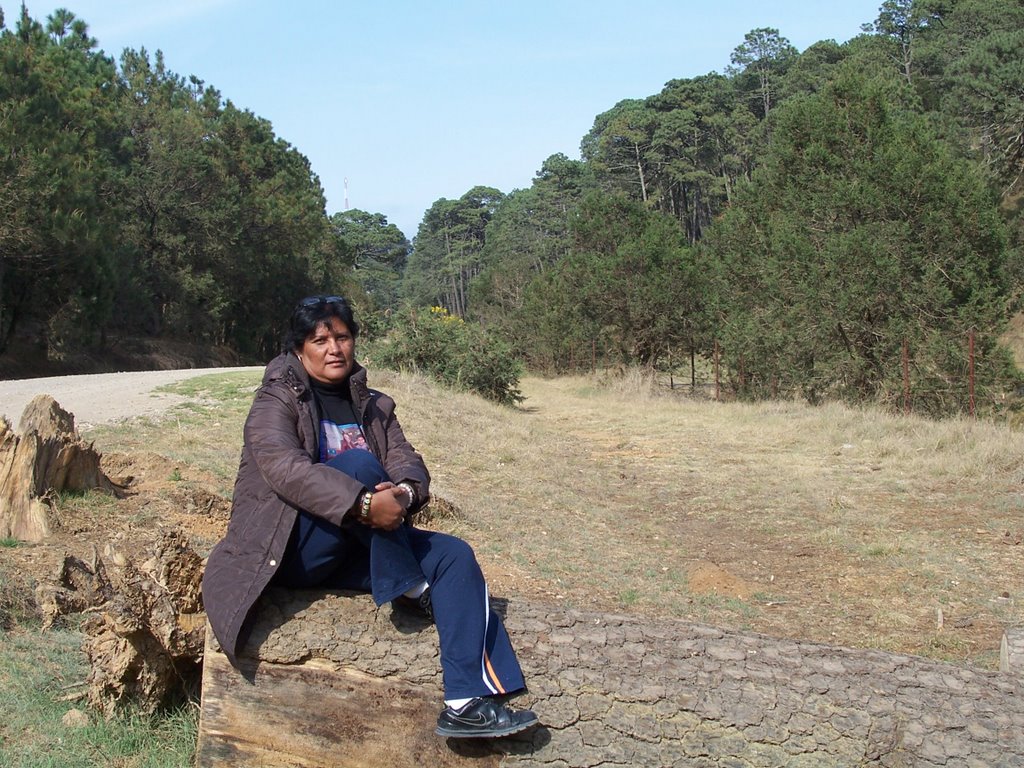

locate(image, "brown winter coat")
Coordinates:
201 352 430 665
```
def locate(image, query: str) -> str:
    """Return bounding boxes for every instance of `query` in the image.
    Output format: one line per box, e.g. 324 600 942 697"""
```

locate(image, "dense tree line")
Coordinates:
3 2 1022 415
407 0 1024 415
0 5 405 365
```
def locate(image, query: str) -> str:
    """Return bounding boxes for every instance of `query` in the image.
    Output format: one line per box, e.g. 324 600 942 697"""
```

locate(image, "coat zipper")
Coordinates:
353 383 383 459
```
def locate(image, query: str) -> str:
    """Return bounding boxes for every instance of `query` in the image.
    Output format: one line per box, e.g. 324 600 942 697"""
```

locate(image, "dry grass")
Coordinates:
83 368 1024 668
376 370 1024 668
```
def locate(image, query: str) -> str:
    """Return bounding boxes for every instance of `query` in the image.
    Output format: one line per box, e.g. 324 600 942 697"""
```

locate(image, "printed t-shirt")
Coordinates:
310 379 368 462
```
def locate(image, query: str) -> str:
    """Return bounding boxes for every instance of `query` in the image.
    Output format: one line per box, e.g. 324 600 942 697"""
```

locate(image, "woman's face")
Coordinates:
299 316 355 384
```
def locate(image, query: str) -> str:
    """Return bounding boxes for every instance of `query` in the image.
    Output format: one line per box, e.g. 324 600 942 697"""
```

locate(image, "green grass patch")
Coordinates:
859 539 904 558
619 588 640 606
157 372 261 406
55 488 118 508
0 626 197 767
689 593 759 622
0 565 40 630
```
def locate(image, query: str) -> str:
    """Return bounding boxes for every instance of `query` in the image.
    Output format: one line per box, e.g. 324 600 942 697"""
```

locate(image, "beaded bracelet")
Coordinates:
360 491 373 520
397 482 416 505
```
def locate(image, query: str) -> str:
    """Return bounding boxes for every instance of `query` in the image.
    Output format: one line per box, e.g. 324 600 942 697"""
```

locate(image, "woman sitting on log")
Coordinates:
202 295 536 739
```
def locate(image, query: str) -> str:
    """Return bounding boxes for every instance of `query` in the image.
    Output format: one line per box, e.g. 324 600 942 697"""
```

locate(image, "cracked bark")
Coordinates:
197 588 1024 767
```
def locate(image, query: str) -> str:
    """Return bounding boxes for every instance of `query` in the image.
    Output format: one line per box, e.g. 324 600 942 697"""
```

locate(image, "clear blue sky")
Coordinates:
29 1 884 239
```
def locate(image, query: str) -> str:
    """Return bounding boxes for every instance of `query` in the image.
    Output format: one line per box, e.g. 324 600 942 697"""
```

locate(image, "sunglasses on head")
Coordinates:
300 295 344 307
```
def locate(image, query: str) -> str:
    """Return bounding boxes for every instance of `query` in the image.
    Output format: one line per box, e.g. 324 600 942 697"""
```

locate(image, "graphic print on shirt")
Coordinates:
319 420 368 462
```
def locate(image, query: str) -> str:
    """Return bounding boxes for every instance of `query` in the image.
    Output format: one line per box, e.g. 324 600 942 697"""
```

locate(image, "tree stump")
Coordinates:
0 394 113 541
38 528 207 715
197 589 1024 767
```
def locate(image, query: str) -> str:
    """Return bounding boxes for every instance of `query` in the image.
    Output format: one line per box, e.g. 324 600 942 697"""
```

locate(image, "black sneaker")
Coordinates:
435 697 539 739
393 586 433 621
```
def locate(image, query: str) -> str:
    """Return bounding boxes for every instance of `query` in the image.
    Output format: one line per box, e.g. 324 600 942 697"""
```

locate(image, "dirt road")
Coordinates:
0 367 262 430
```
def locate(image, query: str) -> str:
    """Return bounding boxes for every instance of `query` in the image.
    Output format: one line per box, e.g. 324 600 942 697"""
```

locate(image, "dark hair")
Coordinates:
282 295 360 353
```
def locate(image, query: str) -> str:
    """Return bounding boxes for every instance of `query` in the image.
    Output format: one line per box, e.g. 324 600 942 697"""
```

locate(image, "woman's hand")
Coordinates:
365 484 408 530
377 481 414 511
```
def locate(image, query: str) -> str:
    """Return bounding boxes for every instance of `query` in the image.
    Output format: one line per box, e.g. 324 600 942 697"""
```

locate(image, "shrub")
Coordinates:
372 307 523 405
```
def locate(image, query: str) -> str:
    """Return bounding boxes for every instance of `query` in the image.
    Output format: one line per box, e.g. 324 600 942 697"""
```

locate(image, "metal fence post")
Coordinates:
714 340 720 401
969 328 976 419
902 338 910 415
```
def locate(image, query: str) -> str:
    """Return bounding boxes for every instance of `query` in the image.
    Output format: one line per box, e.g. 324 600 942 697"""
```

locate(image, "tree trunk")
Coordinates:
901 38 913 85
634 141 648 202
0 256 6 353
38 528 206 715
758 63 772 116
0 395 115 542
197 587 1024 767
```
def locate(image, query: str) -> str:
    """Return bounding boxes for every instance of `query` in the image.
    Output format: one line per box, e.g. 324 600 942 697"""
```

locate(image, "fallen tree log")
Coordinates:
197 589 1024 767
0 395 114 541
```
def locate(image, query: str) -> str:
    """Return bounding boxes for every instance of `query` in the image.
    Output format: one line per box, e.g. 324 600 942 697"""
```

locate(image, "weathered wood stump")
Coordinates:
197 588 1024 767
0 394 113 541
38 528 206 715
80 529 206 715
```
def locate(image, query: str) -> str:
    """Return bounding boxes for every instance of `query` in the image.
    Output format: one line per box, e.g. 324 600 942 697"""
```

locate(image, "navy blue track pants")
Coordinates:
274 449 526 700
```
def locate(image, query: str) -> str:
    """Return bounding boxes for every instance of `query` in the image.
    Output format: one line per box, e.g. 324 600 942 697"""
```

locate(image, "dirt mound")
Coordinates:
687 561 755 600
100 451 231 544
